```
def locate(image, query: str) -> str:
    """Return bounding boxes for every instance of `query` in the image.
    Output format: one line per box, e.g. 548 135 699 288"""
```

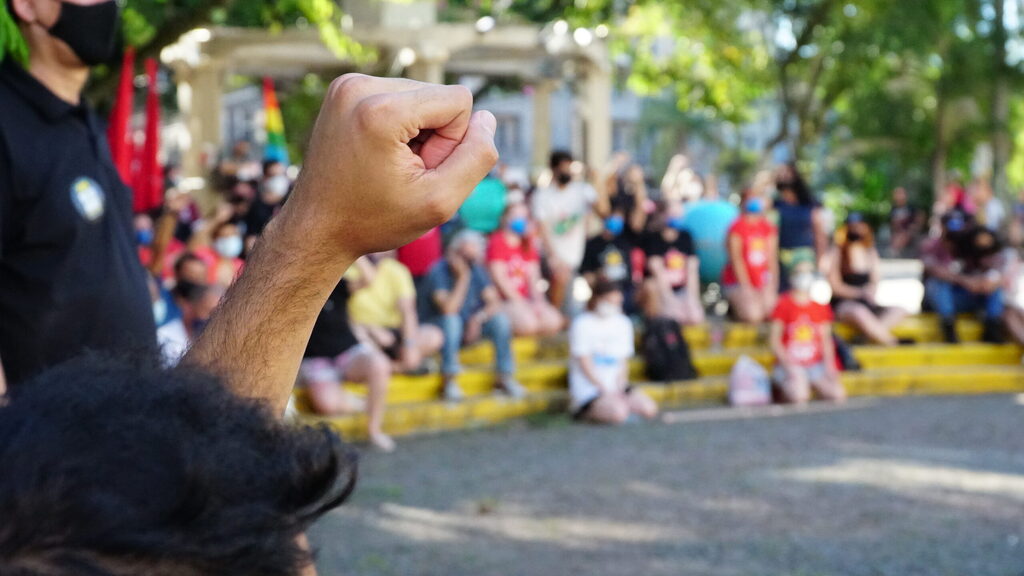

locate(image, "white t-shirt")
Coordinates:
568 311 634 412
531 181 596 269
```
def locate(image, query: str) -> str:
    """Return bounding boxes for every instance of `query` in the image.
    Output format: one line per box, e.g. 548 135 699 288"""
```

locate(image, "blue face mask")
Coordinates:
605 215 625 236
745 198 764 214
668 216 687 231
508 217 529 236
136 228 154 246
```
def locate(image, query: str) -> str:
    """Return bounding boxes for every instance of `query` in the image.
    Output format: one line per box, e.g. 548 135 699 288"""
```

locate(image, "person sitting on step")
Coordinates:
486 202 564 337
569 280 658 424
770 262 845 404
345 252 444 373
423 230 524 401
828 213 909 346
923 213 1006 343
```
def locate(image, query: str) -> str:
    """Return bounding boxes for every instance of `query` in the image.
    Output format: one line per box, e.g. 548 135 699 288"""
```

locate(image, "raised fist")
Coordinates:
283 74 498 260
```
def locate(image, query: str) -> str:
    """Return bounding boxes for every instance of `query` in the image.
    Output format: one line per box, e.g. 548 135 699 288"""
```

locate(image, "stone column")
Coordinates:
406 59 445 84
531 80 555 179
580 61 612 171
175 60 224 212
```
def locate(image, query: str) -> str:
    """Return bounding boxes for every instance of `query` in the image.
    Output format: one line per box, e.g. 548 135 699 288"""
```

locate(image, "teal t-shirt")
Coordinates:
459 177 507 234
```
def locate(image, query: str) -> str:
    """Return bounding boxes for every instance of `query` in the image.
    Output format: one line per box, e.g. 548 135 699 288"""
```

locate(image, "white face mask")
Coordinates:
595 301 621 318
152 298 167 325
791 273 815 293
264 175 290 198
214 236 244 259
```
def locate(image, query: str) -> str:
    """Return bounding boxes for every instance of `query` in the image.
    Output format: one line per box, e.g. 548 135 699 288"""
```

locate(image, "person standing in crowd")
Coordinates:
487 203 564 337
722 190 779 323
681 173 740 285
774 163 828 279
922 213 1005 343
345 252 444 373
1000 244 1024 345
0 0 158 389
641 202 704 325
244 159 290 247
424 231 523 401
770 261 845 404
828 213 908 346
214 139 261 190
1010 188 1024 247
459 170 508 234
971 178 1006 232
397 226 444 319
596 158 649 236
532 150 597 309
888 186 925 257
581 205 637 306
302 278 395 452
568 280 658 424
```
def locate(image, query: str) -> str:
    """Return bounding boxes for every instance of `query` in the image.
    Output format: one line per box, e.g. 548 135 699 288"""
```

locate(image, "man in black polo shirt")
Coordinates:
0 0 155 388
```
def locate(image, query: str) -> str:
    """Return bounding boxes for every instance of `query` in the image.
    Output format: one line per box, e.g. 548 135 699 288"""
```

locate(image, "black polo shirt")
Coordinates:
0 61 156 386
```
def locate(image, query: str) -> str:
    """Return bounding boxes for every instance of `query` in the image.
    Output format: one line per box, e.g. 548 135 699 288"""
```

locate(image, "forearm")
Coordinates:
820 328 837 370
399 300 418 342
183 209 353 414
578 357 613 394
149 211 177 276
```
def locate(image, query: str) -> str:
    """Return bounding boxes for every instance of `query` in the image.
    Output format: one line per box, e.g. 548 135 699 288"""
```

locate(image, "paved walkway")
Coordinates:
310 394 1024 576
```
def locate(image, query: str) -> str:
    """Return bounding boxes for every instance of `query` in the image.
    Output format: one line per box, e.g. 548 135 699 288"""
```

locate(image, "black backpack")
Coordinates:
643 317 699 383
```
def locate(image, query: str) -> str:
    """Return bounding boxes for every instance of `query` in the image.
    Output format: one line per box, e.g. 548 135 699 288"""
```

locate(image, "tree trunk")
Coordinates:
931 87 949 204
992 0 1012 206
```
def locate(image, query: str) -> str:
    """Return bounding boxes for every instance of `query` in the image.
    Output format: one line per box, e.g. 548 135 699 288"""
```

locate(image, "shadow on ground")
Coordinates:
309 395 1024 576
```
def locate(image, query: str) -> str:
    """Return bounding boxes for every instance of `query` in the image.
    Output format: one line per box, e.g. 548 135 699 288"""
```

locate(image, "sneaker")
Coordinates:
443 379 465 402
499 378 525 399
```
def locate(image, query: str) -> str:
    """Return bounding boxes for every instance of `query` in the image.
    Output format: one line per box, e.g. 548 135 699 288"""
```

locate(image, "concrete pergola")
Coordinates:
160 0 613 190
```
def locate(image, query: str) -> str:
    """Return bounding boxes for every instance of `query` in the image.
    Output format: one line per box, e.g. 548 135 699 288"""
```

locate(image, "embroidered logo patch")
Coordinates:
70 177 106 222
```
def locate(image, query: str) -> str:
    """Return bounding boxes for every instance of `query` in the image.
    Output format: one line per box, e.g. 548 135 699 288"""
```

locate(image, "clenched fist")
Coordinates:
284 74 498 260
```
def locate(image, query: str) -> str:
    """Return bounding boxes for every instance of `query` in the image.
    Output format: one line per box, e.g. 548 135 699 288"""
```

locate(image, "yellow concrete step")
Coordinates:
297 343 1020 409
456 315 986 367
683 315 985 350
307 364 1024 442
689 343 1023 377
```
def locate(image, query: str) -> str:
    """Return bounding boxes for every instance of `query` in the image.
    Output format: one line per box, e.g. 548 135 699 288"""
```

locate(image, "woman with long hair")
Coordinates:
828 213 908 345
775 163 828 280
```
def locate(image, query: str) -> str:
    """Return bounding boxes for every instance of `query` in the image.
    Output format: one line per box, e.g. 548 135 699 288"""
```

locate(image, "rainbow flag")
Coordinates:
262 77 289 164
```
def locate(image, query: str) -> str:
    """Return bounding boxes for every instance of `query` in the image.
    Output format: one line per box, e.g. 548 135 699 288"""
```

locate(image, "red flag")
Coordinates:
107 46 134 185
134 57 162 213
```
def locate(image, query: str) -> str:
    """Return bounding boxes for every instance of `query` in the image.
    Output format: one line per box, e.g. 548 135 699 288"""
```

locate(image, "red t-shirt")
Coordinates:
397 227 442 278
487 232 539 298
771 293 833 367
722 216 776 288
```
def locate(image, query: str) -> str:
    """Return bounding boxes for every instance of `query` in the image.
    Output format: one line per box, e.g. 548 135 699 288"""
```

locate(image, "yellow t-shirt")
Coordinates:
346 258 416 329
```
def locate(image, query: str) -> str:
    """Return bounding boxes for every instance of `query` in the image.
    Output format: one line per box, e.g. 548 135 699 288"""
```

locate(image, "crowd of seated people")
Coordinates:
133 140 1024 449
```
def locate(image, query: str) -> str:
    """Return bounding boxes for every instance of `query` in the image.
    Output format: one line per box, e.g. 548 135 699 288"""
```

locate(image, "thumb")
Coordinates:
429 110 498 197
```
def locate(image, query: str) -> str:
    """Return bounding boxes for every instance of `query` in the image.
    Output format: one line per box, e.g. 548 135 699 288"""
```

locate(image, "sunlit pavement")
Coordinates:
310 394 1024 576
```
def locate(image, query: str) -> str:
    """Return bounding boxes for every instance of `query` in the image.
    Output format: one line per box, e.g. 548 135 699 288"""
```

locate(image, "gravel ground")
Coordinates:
309 395 1024 576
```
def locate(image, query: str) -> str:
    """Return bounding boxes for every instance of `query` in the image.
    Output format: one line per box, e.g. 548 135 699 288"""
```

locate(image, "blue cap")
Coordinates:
605 215 625 236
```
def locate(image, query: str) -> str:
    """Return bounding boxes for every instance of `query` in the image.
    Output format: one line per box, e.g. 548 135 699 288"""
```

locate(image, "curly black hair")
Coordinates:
0 354 357 576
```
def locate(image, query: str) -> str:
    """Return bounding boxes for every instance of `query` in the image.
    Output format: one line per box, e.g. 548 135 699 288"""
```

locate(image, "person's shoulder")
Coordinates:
425 259 449 279
613 314 634 332
571 311 598 330
772 293 794 315
382 258 412 278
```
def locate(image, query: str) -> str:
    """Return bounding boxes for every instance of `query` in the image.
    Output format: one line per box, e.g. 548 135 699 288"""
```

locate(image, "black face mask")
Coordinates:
555 172 572 186
173 279 203 302
846 231 863 243
48 0 121 66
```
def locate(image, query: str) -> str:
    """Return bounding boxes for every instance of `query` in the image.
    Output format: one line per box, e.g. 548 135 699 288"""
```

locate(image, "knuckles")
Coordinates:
327 73 373 106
